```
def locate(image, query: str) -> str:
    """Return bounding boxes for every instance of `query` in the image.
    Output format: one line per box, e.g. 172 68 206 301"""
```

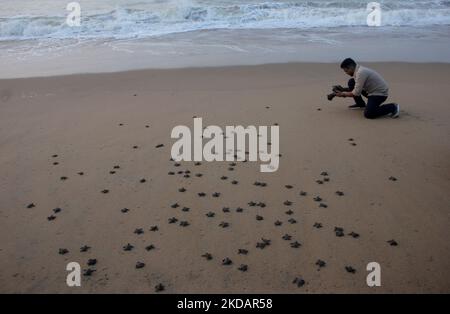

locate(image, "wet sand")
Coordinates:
0 62 449 293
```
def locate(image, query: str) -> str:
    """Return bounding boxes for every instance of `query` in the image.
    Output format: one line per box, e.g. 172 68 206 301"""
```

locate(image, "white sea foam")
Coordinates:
1 0 450 41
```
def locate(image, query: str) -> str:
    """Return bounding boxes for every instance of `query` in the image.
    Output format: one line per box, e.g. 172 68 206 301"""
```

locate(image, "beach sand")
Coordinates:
0 62 449 293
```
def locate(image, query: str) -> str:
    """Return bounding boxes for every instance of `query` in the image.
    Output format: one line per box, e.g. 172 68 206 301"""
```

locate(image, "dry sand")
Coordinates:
0 63 449 293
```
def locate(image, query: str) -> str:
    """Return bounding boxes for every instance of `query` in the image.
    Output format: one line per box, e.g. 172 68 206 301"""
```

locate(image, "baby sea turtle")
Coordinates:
293 277 305 287
101 189 109 194
257 202 266 208
47 215 56 221
198 192 206 197
334 227 344 237
135 261 145 269
202 253 213 260
274 220 283 226
238 249 248 255
156 144 164 148
83 269 96 277
113 165 120 169
183 174 190 178
285 209 294 215
110 171 116 174
60 176 68 181
140 178 146 183
319 203 328 208
181 207 190 212
219 221 230 228
168 217 178 224
155 283 165 292
389 176 398 181
349 231 360 238
121 208 129 213
345 266 356 274
150 225 158 232
283 200 292 206
123 243 134 251
231 180 239 185
316 259 326 270
256 215 264 221
27 203 35 209
133 145 139 149
335 191 344 196
78 172 84 176
248 201 256 207
324 177 330 182
195 173 203 177
290 241 301 248
288 218 297 224
168 171 175 175
145 244 155 251
222 207 230 213
58 248 69 255
313 196 322 202
313 222 323 229
174 163 181 167
179 221 189 227
320 171 329 176
52 154 58 158
221 176 228 180
212 192 221 197
134 228 144 235
178 187 186 192
53 162 59 165
228 167 234 171
222 258 233 266
206 212 215 218
195 162 202 166
238 264 248 272
285 185 293 189
171 203 179 208
282 234 292 241
236 207 244 213
87 259 97 266
80 245 90 252
299 191 307 196
387 239 398 246
316 180 323 185
351 142 357 146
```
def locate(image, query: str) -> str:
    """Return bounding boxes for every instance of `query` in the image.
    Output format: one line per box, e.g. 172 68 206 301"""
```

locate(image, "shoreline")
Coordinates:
2 60 450 81
2 25 450 79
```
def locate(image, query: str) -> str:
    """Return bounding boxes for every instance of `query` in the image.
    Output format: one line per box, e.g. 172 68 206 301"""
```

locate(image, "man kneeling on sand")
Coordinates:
328 58 400 119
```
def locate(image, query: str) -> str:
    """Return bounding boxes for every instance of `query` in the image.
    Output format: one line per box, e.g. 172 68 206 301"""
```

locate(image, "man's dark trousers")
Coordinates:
347 78 396 119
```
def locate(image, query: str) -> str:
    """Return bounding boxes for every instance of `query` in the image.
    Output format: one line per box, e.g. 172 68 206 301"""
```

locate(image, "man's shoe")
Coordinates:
348 104 365 109
391 103 400 118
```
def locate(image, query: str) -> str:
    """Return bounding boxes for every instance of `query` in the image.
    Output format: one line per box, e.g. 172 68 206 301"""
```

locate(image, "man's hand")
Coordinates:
336 91 353 98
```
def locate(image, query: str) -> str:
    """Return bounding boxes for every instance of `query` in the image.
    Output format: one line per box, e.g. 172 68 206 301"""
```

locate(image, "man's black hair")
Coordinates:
340 58 357 69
